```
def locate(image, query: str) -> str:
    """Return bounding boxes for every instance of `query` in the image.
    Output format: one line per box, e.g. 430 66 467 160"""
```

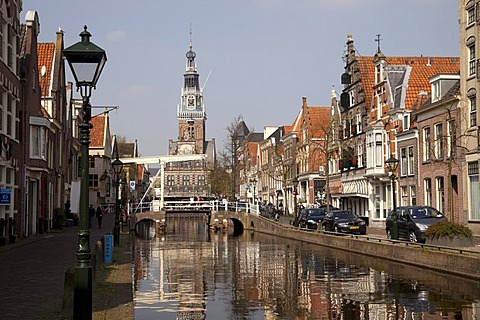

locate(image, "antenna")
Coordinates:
202 69 212 91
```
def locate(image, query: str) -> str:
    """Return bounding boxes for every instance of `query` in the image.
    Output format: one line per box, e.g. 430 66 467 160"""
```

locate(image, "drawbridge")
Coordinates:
118 154 207 212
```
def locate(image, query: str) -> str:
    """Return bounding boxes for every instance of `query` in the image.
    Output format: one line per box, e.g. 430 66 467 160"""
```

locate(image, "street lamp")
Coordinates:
385 155 399 240
64 25 106 320
292 177 299 227
111 158 123 247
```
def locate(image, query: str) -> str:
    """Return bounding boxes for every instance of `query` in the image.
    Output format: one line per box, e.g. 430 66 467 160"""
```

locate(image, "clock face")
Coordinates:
187 95 195 109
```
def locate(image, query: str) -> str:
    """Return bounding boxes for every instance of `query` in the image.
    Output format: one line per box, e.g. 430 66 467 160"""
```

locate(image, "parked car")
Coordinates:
299 206 338 229
385 206 446 243
322 210 367 235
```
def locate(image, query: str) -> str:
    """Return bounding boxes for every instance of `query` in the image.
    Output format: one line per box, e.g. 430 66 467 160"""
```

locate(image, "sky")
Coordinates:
22 0 459 157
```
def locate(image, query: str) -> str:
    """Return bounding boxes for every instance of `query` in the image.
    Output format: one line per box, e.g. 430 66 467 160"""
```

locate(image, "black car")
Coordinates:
322 210 367 235
385 206 446 243
298 207 334 230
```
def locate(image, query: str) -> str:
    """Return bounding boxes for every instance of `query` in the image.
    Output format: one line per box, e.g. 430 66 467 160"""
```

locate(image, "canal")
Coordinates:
133 216 480 319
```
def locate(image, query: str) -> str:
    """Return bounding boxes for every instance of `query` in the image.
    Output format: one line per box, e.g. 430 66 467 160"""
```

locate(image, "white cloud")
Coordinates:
106 30 126 42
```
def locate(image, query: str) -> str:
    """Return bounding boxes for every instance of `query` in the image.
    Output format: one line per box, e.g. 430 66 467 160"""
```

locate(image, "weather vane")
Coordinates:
375 33 382 53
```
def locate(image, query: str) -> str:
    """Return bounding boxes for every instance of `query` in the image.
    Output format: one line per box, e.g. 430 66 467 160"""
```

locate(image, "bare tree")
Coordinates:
223 115 247 201
208 151 232 198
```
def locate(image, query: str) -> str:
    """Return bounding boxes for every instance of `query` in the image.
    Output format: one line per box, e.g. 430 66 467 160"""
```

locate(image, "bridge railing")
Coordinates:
128 200 260 215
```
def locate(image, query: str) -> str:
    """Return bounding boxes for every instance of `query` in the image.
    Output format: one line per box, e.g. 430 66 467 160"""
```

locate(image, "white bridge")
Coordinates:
118 154 207 210
128 199 259 215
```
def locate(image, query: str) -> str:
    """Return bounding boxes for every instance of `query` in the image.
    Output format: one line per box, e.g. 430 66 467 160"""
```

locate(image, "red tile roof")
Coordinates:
90 115 106 148
306 106 331 139
357 55 459 110
283 125 293 135
37 42 55 97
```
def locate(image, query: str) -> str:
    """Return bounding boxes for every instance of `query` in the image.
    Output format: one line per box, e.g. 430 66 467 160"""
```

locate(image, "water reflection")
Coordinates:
133 217 480 319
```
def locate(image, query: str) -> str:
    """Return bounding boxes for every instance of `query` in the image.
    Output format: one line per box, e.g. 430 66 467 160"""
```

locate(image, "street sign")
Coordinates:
129 181 135 192
0 188 11 205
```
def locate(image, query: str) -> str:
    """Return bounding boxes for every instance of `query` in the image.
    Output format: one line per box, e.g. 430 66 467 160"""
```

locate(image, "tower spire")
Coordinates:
189 22 193 49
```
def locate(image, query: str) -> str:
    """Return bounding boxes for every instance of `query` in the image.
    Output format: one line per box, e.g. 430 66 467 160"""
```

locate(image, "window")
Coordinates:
375 133 382 167
424 178 432 206
436 177 445 213
89 157 95 168
166 175 174 186
403 114 410 131
470 96 477 127
198 175 205 186
408 146 414 175
434 123 444 159
447 120 457 158
356 113 362 133
357 143 363 168
469 43 476 76
30 125 46 159
400 147 407 176
401 186 408 206
423 127 431 161
182 175 190 186
410 186 417 206
468 161 480 220
89 174 99 188
468 3 476 24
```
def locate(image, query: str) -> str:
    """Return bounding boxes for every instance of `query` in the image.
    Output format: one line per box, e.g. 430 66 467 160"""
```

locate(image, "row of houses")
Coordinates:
236 2 480 234
0 4 147 246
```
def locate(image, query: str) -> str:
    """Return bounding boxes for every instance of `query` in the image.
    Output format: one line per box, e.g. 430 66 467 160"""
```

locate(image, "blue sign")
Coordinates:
0 188 11 205
104 234 113 264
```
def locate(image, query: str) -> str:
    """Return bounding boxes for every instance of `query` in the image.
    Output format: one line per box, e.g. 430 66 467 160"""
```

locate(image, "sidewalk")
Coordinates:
0 212 134 320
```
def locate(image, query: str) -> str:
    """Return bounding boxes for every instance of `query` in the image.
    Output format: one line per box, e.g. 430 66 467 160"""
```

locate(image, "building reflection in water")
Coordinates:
133 216 479 319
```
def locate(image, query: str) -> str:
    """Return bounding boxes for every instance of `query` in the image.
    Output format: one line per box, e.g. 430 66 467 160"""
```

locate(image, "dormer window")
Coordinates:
403 113 410 131
431 80 441 103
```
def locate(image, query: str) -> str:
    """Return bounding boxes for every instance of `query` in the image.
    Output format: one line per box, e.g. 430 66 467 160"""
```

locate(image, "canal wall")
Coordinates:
245 214 480 281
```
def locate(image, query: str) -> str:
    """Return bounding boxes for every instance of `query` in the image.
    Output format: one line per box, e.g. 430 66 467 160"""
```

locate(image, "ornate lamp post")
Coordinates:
64 26 107 320
292 177 299 227
111 158 123 246
385 155 399 240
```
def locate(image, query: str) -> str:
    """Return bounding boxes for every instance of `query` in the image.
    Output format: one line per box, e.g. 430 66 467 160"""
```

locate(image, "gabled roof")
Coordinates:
235 119 250 138
246 142 259 166
291 109 303 133
118 142 136 158
246 132 264 143
90 115 106 148
283 125 293 135
306 106 331 138
37 42 55 97
357 55 459 110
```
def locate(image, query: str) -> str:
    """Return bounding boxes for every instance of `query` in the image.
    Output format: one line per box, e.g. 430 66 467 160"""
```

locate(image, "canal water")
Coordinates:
133 217 480 319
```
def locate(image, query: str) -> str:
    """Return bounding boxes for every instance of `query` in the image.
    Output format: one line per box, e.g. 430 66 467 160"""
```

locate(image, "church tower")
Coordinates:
175 41 206 155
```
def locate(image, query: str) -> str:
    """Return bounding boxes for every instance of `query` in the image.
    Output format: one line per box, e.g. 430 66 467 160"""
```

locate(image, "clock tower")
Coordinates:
175 41 206 155
166 39 216 201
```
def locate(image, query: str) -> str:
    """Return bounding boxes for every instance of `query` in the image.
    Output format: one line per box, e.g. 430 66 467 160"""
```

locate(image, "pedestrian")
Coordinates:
88 204 95 228
96 206 103 228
